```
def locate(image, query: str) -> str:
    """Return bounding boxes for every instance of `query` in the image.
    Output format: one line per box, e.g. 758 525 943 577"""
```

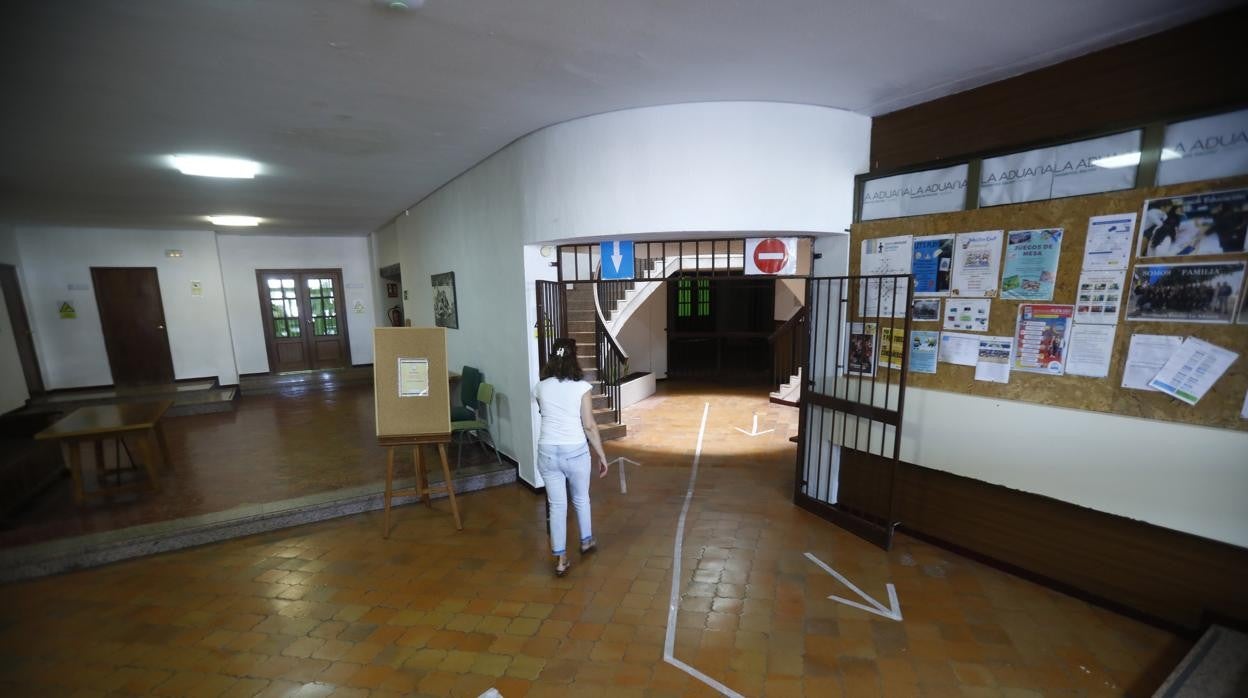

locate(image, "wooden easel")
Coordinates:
381 433 461 537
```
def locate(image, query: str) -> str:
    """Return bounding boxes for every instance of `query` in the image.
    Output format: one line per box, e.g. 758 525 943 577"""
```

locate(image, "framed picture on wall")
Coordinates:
385 282 398 298
431 272 458 329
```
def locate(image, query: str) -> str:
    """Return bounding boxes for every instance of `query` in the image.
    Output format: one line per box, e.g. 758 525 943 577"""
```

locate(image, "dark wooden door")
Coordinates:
91 267 176 386
0 264 44 394
257 269 350 373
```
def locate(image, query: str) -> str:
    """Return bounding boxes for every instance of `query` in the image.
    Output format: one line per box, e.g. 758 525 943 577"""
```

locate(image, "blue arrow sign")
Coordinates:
600 241 635 280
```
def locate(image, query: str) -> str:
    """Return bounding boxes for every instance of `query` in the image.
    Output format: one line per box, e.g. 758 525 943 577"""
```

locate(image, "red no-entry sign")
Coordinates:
753 237 789 274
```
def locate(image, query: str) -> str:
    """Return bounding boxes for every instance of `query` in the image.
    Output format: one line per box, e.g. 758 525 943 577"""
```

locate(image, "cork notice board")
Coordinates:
851 175 1248 432
373 327 451 440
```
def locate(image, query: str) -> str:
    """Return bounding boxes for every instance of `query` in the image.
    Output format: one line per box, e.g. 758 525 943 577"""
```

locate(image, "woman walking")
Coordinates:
533 338 610 576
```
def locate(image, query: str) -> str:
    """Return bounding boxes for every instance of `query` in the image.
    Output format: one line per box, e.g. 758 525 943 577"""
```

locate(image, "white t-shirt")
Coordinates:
534 378 592 445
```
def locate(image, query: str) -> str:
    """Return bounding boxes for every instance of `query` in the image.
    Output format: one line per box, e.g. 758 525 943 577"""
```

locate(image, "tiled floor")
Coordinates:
2 381 509 548
0 384 1186 696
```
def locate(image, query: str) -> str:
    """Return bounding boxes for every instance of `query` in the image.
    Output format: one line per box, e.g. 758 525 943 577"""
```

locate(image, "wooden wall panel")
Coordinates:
870 7 1248 173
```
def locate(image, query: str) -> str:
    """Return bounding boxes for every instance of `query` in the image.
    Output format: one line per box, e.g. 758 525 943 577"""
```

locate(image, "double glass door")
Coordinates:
258 269 351 372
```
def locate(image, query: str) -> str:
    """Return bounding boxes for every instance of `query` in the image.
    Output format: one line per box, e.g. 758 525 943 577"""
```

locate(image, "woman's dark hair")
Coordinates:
541 337 584 381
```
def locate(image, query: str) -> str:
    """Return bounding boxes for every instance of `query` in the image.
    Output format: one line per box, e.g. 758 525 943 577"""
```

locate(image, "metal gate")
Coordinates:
535 280 567 368
794 274 913 550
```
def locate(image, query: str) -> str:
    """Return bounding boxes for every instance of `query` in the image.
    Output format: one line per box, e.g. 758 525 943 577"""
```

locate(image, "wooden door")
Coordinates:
0 264 44 394
91 267 176 386
257 269 350 373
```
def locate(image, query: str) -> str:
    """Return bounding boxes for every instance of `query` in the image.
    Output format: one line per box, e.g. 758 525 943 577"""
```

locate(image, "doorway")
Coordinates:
667 275 774 381
257 269 352 373
91 267 176 386
0 264 44 394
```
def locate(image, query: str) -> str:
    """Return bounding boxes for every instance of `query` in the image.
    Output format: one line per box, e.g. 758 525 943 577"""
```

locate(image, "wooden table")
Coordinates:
35 400 172 504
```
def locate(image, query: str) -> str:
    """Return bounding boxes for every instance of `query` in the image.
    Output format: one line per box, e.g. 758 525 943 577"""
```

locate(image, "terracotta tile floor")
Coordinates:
2 382 508 548
0 384 1187 696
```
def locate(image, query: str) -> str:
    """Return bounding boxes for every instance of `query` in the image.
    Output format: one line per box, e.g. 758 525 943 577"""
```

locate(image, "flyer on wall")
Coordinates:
912 298 941 322
1126 262 1245 324
879 326 905 370
859 276 909 318
1240 289 1248 325
943 298 990 332
1121 334 1183 391
1081 213 1137 271
912 234 954 296
1148 337 1239 406
909 330 940 374
938 332 980 366
1137 188 1248 258
861 235 913 275
847 322 877 376
1074 270 1126 325
974 336 1014 384
1065 324 1117 378
1013 304 1073 375
950 230 1004 297
1001 228 1063 301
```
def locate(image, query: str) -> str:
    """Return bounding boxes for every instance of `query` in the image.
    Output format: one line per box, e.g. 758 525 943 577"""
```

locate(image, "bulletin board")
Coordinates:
851 174 1248 432
373 327 451 440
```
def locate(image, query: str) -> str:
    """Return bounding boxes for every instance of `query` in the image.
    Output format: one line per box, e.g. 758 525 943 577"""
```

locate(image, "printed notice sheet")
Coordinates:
1081 214 1137 270
909 331 940 374
1148 337 1239 405
1001 228 1063 301
397 357 430 397
951 230 1004 298
879 326 905 370
943 298 990 332
1122 334 1183 391
1065 324 1117 378
912 234 954 296
975 336 1014 384
861 235 913 275
859 276 909 318
1074 270 1126 325
1013 304 1073 375
938 332 980 366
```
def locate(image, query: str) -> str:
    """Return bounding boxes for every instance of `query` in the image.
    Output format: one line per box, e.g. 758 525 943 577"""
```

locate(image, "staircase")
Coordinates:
770 368 802 406
565 284 627 441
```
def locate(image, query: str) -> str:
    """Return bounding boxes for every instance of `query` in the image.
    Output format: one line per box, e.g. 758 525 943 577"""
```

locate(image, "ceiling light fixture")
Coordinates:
171 155 261 178
1091 148 1183 170
375 0 425 10
207 215 261 227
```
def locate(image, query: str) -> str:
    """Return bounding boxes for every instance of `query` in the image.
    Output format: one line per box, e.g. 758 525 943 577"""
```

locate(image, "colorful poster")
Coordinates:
943 298 990 332
847 322 877 377
860 164 969 221
909 331 939 374
879 326 905 370
1148 337 1239 406
1074 270 1126 325
1126 262 1245 324
1157 108 1248 186
911 298 941 322
975 336 1014 384
911 234 954 296
938 332 979 366
1001 228 1063 301
861 235 913 275
1065 324 1117 378
1013 304 1073 375
1081 213 1137 271
1122 334 1183 391
950 230 1004 298
1138 188 1248 258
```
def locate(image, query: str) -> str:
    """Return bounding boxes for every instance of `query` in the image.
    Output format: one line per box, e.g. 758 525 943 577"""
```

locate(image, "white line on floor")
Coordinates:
663 402 744 698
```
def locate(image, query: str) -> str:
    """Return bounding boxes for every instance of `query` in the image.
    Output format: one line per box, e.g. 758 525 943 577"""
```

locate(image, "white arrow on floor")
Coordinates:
609 240 624 275
733 413 774 437
804 552 902 621
612 456 642 493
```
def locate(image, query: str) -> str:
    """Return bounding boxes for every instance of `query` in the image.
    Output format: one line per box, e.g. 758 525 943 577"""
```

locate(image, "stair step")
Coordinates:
599 423 627 441
592 407 617 425
592 394 610 409
567 310 596 321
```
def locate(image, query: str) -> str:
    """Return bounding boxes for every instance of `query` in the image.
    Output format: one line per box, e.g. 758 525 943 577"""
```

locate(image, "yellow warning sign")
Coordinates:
58 302 76 319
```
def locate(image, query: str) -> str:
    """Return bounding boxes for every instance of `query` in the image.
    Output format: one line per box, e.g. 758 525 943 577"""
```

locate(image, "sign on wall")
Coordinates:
979 130 1141 206
1157 108 1248 186
599 240 635 280
860 164 968 221
745 237 797 275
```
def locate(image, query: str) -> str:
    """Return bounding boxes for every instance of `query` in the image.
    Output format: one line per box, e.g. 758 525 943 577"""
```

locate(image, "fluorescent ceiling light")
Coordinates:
207 215 261 227
1091 148 1184 169
171 155 261 178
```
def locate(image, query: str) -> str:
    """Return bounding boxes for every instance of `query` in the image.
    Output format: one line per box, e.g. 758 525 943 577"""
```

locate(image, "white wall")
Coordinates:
390 102 870 485
217 234 377 374
15 227 238 389
774 279 805 322
616 281 667 378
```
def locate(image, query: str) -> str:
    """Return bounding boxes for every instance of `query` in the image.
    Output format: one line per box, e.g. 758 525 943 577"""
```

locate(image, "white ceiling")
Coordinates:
0 0 1235 236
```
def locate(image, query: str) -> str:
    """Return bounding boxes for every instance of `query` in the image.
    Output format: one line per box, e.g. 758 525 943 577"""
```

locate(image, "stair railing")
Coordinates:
768 306 808 388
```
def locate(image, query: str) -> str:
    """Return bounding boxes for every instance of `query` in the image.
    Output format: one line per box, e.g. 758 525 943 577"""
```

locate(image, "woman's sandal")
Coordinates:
555 556 571 577
580 537 597 555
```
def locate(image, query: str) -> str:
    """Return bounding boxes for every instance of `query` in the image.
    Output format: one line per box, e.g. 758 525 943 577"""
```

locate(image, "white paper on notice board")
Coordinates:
1122 334 1183 391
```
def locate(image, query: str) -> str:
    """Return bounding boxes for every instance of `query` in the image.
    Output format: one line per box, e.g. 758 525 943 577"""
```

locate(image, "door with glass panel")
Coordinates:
257 269 351 372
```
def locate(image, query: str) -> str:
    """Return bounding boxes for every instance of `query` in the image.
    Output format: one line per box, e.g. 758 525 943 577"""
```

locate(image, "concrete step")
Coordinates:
568 331 596 345
567 320 595 331
592 407 617 425
599 423 627 441
591 393 610 409
577 355 596 369
567 310 596 322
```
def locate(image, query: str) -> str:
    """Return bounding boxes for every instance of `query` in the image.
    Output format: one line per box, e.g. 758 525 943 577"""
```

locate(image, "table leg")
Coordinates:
94 439 106 484
64 441 85 505
137 429 161 492
438 443 462 531
383 446 394 539
415 446 430 507
155 421 172 468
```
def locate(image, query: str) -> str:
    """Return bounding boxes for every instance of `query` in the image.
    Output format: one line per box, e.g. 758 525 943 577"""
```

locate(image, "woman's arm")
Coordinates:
580 390 610 478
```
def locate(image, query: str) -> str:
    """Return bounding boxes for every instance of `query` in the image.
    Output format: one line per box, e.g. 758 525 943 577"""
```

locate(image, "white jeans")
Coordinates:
537 442 593 555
